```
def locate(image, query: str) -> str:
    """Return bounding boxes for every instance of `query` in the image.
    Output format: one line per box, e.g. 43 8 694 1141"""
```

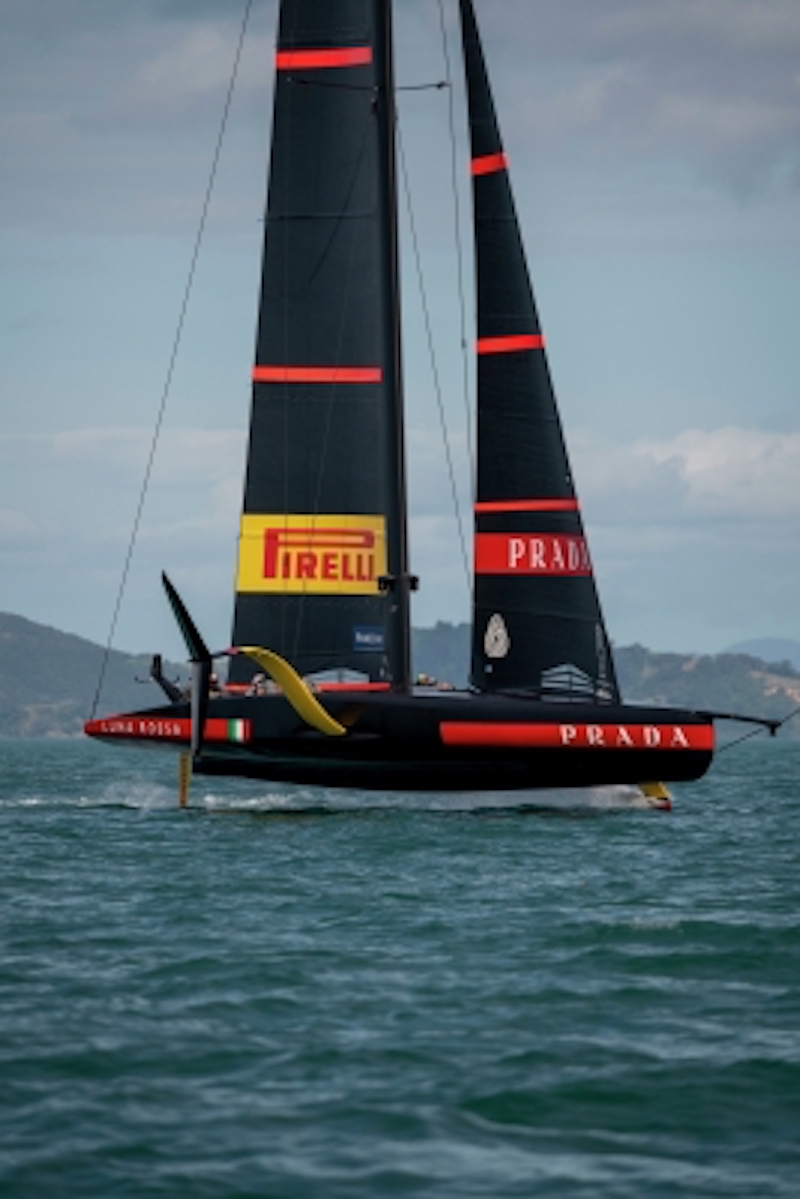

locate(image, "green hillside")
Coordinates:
412 622 800 735
0 613 186 737
1 612 798 738
615 644 800 730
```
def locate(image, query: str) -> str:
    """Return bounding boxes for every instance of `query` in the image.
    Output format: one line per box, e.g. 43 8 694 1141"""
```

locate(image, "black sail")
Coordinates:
230 0 410 685
459 0 619 702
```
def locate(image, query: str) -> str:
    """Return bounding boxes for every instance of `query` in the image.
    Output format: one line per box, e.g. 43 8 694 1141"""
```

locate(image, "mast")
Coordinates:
229 0 412 687
459 0 619 702
374 0 413 689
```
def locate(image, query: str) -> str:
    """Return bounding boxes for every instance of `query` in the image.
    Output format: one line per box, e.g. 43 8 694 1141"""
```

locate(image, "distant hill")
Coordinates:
412 623 800 736
724 638 800 671
0 613 186 737
412 622 471 688
614 644 799 732
1 612 798 738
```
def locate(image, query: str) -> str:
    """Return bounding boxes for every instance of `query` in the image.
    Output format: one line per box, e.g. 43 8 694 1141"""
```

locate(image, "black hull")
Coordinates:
86 689 714 793
188 747 709 791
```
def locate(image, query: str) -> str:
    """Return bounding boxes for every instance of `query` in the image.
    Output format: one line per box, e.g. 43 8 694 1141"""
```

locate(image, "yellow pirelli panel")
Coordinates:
236 514 387 595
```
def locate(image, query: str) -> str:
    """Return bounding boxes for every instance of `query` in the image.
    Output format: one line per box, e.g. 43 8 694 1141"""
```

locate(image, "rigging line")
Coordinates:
90 0 254 720
398 81 449 92
717 725 775 753
291 79 447 92
396 122 470 592
717 705 799 753
436 0 475 491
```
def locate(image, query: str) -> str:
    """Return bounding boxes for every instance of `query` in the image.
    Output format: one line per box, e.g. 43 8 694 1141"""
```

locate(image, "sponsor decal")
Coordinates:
475 532 591 576
440 722 715 751
484 613 510 659
353 625 385 653
236 514 387 595
84 718 253 744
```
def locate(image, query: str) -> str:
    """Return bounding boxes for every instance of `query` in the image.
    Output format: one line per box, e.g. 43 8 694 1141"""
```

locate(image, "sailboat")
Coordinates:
85 0 769 795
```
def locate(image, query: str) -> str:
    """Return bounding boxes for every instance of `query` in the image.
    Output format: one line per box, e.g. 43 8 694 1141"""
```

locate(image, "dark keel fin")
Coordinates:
162 572 211 762
162 572 211 664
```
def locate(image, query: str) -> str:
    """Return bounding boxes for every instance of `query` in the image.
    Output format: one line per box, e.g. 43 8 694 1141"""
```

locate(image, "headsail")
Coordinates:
459 0 619 702
230 0 411 685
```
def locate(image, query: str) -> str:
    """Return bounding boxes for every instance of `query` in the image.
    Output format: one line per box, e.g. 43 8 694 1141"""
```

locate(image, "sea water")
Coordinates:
1 736 798 1197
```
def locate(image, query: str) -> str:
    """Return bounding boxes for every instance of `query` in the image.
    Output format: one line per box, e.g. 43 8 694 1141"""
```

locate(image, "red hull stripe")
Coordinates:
315 682 392 694
253 366 382 385
475 532 592 576
440 722 716 751
85 717 253 744
275 47 373 71
472 151 508 176
477 334 545 354
474 498 579 514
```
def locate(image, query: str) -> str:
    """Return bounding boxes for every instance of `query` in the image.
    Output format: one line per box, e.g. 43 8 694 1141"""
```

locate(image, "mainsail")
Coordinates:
230 0 411 685
459 0 619 702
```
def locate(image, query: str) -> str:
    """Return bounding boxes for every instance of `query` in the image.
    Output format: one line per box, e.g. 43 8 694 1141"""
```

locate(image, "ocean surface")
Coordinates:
1 736 798 1198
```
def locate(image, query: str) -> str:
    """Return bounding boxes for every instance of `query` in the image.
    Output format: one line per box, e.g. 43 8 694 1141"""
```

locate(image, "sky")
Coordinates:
1 0 799 663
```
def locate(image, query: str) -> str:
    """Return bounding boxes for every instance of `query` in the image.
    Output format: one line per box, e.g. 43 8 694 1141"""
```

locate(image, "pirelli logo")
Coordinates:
236 514 387 595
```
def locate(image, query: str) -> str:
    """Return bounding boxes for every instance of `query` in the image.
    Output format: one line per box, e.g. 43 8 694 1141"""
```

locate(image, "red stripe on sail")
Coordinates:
474 499 579 514
275 47 373 71
477 334 545 354
471 151 508 176
440 722 715 751
252 366 382 384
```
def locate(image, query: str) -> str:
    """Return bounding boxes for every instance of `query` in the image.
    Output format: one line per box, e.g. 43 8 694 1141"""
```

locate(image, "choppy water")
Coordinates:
1 736 799 1197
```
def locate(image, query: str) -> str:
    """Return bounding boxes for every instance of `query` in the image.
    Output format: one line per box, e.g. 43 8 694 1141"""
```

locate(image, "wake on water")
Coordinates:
0 738 668 814
1 775 656 816
20 783 660 816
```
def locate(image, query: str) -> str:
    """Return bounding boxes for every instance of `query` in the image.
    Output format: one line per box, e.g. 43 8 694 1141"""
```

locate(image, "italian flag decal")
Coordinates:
83 717 253 745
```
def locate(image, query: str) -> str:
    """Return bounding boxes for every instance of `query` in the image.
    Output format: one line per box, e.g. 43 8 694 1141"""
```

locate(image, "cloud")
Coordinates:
0 1 275 235
47 425 243 480
116 27 273 123
596 0 800 53
573 425 800 523
0 426 245 564
481 0 800 196
642 426 800 517
0 509 44 547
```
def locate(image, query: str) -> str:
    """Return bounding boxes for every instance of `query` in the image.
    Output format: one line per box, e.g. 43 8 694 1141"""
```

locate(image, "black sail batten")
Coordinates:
458 0 619 703
230 0 410 686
